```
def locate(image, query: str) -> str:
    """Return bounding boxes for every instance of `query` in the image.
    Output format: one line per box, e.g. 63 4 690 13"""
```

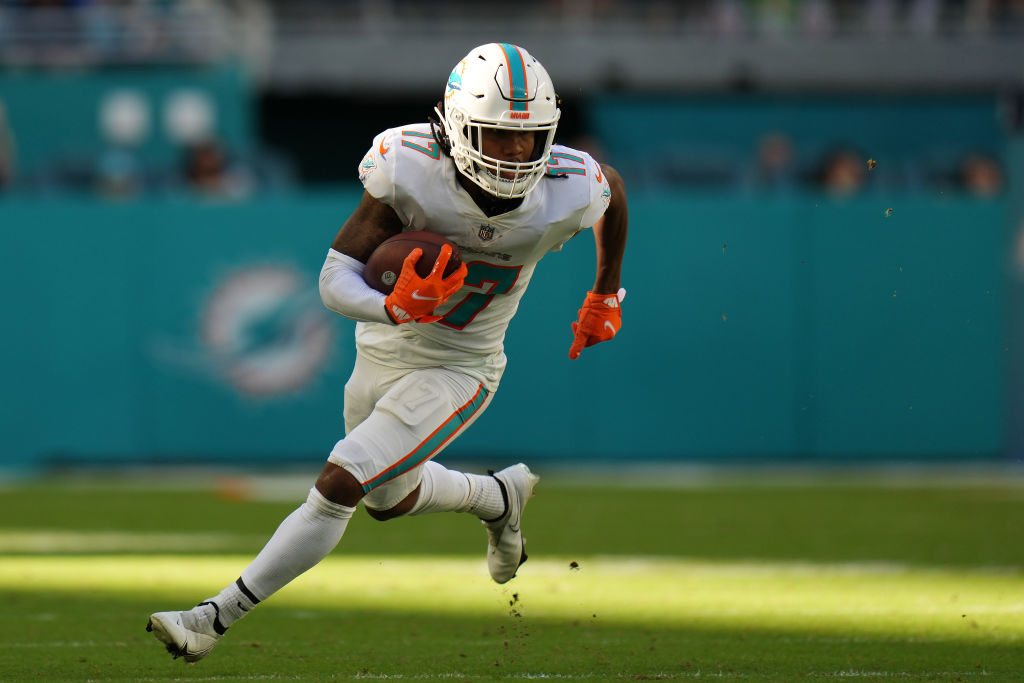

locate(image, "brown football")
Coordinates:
364 230 463 294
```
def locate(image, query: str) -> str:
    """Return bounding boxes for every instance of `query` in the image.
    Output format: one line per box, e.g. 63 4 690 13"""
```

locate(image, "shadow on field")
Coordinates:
1 589 1021 681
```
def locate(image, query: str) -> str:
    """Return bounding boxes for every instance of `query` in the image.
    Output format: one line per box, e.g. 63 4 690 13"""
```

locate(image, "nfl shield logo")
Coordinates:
478 224 495 242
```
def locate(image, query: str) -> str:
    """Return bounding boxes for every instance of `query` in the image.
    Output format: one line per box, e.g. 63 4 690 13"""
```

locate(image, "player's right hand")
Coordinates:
384 244 467 324
568 289 624 359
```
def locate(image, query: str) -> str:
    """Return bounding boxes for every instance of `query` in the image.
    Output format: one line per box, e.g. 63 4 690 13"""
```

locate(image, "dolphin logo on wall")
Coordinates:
155 264 337 398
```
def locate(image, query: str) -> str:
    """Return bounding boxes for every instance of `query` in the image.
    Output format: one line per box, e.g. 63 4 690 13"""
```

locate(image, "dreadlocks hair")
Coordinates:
428 101 453 158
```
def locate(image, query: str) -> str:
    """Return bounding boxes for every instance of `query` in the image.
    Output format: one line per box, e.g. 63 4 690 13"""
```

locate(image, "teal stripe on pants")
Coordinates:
362 385 490 492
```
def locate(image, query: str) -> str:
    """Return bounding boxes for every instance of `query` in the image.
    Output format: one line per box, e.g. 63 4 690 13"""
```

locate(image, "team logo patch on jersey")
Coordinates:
477 224 495 242
359 155 377 181
601 186 611 209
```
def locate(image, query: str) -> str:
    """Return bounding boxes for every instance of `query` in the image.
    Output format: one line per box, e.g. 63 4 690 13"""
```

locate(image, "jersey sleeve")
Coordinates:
356 127 410 224
579 154 612 229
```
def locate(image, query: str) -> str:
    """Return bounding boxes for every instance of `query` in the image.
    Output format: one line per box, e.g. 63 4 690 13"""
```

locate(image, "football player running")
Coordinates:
147 42 628 663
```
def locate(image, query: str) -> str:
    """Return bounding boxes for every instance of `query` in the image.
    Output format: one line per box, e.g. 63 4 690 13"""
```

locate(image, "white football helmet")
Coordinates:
436 43 560 199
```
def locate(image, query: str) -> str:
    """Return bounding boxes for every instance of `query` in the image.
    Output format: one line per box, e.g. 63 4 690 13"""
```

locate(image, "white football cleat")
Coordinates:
483 463 539 584
147 603 222 663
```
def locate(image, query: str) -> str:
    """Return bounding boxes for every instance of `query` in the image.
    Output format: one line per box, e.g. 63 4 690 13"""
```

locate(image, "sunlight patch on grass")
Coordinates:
0 530 265 553
1 555 1021 646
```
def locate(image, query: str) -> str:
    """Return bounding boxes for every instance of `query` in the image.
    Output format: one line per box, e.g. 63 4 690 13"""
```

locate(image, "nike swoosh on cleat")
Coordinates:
603 321 617 334
410 290 441 301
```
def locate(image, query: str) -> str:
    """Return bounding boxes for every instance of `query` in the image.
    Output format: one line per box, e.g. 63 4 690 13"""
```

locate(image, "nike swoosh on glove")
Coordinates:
569 288 625 360
385 244 468 324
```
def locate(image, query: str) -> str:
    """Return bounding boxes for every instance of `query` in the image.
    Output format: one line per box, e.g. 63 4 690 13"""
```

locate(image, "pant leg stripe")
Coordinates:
361 384 490 493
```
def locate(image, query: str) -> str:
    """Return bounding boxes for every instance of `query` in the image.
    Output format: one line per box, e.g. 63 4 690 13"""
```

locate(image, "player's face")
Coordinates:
479 128 536 175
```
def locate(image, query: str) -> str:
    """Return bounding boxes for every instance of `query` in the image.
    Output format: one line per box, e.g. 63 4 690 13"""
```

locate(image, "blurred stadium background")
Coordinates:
1 0 1024 476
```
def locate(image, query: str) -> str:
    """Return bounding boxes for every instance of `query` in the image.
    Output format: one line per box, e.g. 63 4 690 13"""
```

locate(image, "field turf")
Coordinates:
1 468 1022 681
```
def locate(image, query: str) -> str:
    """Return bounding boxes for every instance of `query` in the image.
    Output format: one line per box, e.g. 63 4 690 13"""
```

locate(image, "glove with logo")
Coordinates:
568 288 625 359
384 244 467 324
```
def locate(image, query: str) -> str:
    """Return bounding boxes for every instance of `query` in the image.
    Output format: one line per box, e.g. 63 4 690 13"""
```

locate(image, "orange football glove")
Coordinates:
384 244 467 324
568 289 625 359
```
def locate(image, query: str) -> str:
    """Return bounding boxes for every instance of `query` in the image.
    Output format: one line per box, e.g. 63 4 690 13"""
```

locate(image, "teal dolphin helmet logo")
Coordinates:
447 68 463 93
445 61 466 104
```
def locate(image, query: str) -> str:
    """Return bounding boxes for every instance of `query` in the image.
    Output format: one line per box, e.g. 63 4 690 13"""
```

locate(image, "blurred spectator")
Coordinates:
958 151 1004 198
709 0 748 37
748 131 798 192
800 0 835 38
754 0 796 38
181 138 253 200
964 0 996 36
0 98 15 191
908 0 942 37
94 88 149 199
863 0 897 37
993 0 1024 35
815 146 868 197
94 145 144 199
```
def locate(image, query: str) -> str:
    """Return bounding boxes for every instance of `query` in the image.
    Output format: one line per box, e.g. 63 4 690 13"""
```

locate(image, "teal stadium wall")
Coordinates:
0 191 1007 471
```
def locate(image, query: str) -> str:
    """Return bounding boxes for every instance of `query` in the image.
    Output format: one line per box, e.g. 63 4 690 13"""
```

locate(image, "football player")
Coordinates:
147 42 628 662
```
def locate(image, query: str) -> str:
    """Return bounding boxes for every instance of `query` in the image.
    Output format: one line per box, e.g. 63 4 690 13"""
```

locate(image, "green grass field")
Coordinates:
1 468 1023 681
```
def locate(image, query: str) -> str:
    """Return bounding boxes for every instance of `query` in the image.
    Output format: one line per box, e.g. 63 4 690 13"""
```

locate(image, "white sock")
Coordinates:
204 487 354 629
198 578 259 634
408 461 506 521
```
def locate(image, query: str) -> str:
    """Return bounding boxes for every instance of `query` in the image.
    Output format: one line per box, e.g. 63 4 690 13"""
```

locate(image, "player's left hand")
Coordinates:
569 288 625 360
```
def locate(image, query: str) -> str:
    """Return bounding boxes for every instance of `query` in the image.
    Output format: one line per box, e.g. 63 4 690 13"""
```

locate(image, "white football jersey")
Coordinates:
354 123 611 389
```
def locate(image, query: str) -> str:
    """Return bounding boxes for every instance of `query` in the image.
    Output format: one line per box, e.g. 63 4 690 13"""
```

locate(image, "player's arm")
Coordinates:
319 191 405 324
329 190 405 262
569 164 628 360
592 164 628 295
319 191 466 325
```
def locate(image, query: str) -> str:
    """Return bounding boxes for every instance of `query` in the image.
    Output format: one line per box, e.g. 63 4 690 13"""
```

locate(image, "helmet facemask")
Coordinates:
437 43 561 200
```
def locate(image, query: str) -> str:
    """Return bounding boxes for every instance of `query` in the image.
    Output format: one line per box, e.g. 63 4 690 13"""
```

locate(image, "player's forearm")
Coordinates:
592 165 628 293
319 249 393 324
